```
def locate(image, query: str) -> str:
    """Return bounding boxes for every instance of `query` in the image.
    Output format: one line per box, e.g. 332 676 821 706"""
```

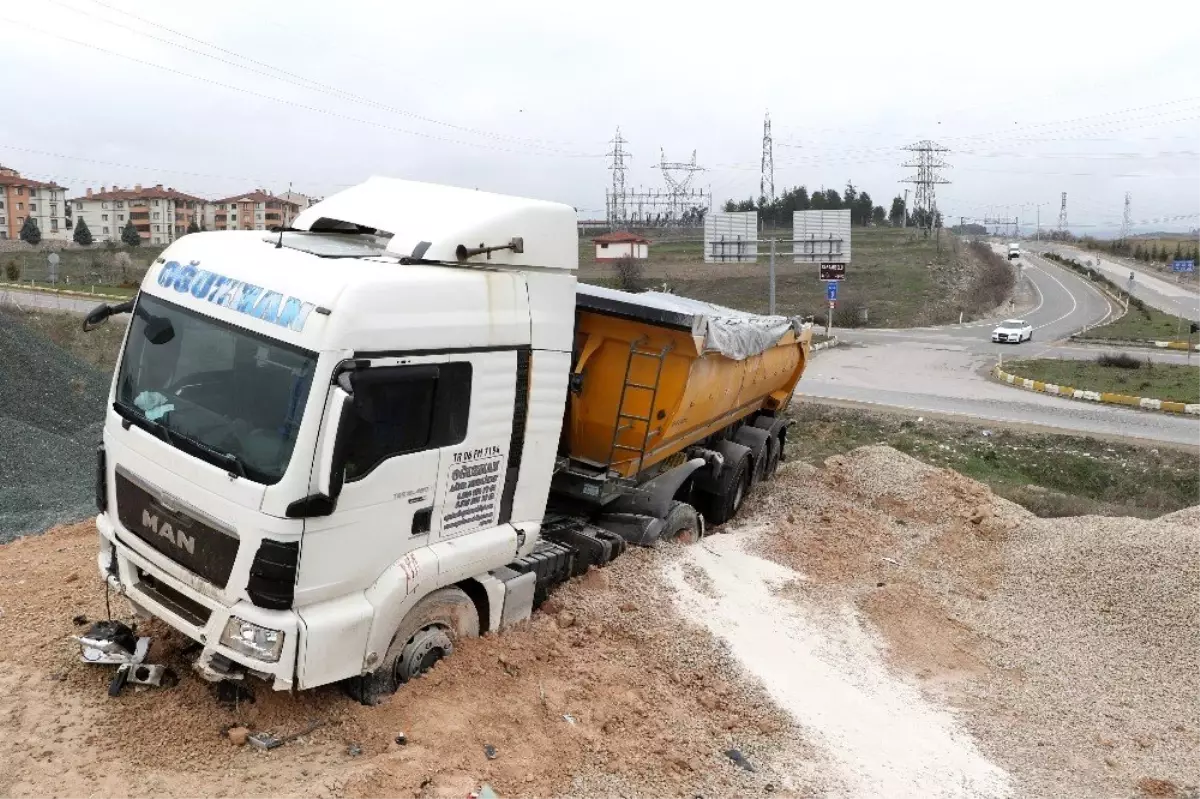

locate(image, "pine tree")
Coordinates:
73 217 94 246
186 219 201 235
121 219 141 247
19 216 41 246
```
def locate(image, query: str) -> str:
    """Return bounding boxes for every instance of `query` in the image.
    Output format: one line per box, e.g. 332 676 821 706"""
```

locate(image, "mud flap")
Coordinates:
594 512 666 546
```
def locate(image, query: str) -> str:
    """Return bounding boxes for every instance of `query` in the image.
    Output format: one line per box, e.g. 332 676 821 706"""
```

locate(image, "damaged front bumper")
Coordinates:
96 512 299 691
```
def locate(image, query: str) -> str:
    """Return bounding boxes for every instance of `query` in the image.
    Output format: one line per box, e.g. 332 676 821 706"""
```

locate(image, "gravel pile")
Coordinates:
964 507 1200 798
0 308 110 541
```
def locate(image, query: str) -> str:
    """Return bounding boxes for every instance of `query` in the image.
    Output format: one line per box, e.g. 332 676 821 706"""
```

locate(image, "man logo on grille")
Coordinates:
142 509 196 555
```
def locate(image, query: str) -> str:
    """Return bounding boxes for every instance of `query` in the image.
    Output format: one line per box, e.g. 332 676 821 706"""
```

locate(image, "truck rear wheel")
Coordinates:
660 501 702 544
345 587 480 705
696 453 750 527
762 435 781 479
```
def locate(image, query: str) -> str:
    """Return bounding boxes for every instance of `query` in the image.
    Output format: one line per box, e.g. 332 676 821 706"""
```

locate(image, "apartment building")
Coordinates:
279 190 322 211
206 191 301 232
0 165 70 241
71 184 208 245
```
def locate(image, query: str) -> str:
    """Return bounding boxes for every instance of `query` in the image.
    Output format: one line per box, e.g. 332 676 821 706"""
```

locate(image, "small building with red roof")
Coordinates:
593 230 650 261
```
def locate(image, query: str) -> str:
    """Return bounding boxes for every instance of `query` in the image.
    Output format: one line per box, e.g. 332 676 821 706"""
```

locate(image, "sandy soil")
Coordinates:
2 446 1195 798
0 522 829 798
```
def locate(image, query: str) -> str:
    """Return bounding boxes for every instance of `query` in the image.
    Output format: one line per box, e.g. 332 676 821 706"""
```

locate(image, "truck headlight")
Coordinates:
220 617 284 662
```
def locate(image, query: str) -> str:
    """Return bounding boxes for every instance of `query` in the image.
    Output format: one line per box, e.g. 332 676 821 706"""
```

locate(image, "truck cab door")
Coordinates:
294 353 465 604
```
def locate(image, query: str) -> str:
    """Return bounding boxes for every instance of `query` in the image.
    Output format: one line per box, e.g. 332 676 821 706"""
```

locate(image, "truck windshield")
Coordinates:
115 293 317 485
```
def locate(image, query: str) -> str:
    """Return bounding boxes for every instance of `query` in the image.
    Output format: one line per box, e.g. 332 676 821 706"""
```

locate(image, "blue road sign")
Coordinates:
1172 259 1195 273
826 281 838 301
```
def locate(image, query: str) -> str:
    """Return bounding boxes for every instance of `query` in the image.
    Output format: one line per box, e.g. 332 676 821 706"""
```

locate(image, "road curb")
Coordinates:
0 282 127 302
811 336 840 354
992 364 1200 416
1068 336 1199 352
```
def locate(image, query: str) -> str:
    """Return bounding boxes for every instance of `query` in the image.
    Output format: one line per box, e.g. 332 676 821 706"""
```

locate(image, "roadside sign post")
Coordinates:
47 252 60 285
825 281 838 337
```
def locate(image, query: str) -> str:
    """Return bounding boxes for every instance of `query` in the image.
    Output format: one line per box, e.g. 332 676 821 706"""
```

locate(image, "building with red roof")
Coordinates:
0 165 69 241
592 230 651 261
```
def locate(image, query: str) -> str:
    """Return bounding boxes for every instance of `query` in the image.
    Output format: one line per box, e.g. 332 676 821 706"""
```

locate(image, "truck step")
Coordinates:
541 517 626 576
508 540 575 605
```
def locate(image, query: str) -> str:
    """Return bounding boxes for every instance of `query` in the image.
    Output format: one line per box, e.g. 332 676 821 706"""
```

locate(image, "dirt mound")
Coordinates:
0 521 822 798
736 445 1200 798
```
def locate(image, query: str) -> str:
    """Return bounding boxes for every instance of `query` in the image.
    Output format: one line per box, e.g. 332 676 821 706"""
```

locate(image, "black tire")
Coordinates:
660 501 702 544
763 435 781 479
696 454 751 527
344 587 479 705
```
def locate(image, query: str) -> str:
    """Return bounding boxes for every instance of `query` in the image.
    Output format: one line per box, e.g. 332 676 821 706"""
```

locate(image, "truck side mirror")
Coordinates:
317 386 355 500
82 298 135 332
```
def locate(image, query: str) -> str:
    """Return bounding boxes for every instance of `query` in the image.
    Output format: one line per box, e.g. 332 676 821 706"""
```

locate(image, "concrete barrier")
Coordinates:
1069 335 1200 352
992 364 1200 416
811 337 840 354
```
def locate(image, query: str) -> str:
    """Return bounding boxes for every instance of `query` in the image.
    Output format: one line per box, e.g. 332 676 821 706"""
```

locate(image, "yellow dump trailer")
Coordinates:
550 284 811 534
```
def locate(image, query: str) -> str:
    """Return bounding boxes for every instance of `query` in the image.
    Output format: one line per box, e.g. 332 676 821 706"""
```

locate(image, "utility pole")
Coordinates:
760 111 775 211
1057 192 1068 238
1120 192 1132 245
902 188 910 228
606 128 631 230
900 141 951 237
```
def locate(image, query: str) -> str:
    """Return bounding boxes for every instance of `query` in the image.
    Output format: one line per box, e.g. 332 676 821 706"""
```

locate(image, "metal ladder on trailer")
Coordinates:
605 338 672 477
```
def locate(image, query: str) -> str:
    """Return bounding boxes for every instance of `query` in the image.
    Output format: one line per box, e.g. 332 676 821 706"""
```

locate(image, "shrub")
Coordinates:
613 256 643 292
1097 352 1142 369
4 260 20 281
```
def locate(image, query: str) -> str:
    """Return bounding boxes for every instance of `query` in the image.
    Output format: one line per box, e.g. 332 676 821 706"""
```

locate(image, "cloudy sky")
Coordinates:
2 0 1197 234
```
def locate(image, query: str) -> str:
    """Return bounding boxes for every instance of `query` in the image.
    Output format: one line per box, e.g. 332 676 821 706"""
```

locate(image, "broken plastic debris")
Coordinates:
724 748 755 771
562 714 577 725
483 743 498 760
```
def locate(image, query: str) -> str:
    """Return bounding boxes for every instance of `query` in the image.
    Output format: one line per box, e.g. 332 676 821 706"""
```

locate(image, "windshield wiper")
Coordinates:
112 399 246 479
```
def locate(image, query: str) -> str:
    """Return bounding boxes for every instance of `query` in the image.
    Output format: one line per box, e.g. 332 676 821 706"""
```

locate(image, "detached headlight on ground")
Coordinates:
220 617 284 662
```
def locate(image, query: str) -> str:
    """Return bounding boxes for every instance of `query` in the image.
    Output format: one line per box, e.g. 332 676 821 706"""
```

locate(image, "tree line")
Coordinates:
723 182 925 228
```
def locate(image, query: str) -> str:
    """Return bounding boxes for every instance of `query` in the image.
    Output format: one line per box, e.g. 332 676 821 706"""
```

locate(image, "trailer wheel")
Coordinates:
661 501 702 544
763 435 781 479
344 587 479 705
697 453 751 527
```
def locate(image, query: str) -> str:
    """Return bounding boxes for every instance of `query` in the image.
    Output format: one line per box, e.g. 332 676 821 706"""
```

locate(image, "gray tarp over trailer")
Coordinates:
575 284 805 361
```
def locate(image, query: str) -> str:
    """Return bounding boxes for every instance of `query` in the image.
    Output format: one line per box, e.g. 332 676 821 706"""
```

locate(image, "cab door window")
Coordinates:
342 363 471 482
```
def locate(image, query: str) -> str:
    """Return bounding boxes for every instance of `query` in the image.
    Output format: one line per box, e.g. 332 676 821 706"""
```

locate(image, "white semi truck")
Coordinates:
84 178 811 703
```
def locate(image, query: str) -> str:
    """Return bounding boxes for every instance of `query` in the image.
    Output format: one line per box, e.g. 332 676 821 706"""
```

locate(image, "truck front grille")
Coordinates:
115 470 239 589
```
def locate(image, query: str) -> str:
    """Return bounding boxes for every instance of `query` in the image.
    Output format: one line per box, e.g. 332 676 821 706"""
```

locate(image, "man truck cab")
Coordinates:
92 179 576 700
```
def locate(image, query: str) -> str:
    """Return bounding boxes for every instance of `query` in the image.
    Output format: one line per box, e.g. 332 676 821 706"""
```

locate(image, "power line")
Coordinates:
48 0 592 153
3 15 603 159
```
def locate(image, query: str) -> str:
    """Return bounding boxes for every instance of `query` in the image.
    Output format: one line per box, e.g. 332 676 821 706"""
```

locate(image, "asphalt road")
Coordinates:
807 252 1200 448
0 287 107 315
1039 243 1200 321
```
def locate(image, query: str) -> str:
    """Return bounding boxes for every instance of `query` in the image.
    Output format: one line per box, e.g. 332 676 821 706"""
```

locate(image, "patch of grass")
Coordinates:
1007 357 1199 404
2 245 163 287
1078 302 1195 342
4 307 127 373
4 281 136 298
784 403 1199 518
580 227 971 327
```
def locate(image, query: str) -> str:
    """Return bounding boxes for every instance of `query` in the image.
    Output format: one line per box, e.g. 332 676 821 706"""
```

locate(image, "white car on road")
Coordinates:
992 319 1033 343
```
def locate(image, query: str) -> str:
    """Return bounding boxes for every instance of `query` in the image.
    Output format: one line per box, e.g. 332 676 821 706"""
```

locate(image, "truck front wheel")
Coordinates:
345 587 480 705
661 500 702 544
